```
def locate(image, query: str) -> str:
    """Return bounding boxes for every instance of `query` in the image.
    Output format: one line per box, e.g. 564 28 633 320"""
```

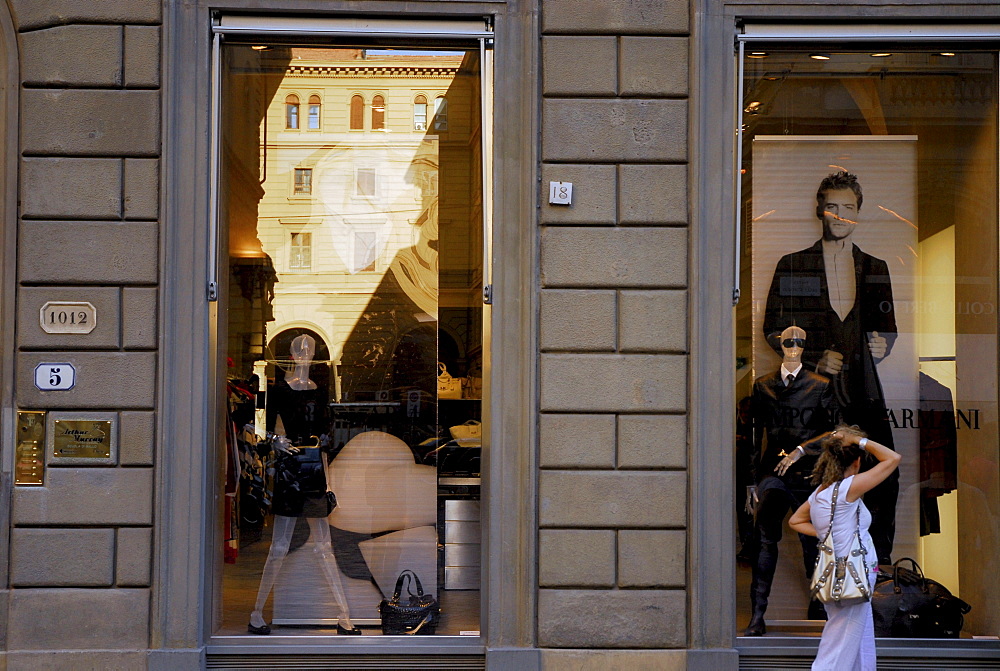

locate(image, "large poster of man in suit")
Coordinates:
751 136 919 567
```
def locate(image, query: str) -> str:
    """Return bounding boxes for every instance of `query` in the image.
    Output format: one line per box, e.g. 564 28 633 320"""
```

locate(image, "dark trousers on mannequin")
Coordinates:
748 475 821 633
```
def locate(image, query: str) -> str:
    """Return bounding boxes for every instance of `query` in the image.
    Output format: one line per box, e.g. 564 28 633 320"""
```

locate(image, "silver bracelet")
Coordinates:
858 437 869 450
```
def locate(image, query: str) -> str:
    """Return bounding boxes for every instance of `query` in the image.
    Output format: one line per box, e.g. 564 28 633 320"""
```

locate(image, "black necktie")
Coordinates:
785 374 794 387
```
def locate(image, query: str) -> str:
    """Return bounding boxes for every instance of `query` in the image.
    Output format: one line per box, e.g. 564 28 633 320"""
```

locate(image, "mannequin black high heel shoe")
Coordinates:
247 622 271 635
337 622 362 635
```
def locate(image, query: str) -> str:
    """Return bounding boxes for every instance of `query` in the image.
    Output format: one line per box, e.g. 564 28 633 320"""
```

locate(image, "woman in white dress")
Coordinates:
789 425 901 671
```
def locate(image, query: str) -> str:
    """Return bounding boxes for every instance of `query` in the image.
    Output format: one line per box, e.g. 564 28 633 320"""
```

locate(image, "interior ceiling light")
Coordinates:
251 45 269 51
748 51 768 59
810 53 831 60
940 52 956 57
744 101 762 113
870 53 892 57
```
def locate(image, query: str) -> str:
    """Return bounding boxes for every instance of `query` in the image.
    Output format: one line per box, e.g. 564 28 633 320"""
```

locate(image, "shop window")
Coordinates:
372 94 385 130
734 45 999 643
218 39 487 640
285 94 299 129
414 94 427 130
308 94 321 129
433 96 448 131
293 167 312 195
350 94 363 130
289 232 311 270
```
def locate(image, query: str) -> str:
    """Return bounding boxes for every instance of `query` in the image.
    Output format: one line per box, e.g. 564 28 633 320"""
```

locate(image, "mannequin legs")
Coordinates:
249 515 354 631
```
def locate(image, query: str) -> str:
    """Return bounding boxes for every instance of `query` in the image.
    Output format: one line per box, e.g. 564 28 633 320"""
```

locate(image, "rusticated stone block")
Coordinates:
542 0 688 34
543 37 617 96
540 353 686 412
10 0 160 30
21 25 121 86
619 164 687 225
10 528 115 587
540 164 617 225
539 413 616 468
6 651 148 670
538 589 686 647
124 26 161 87
539 470 686 527
22 90 159 157
6 588 149 650
16 286 120 350
16 352 156 409
540 290 616 351
619 289 687 352
619 529 686 587
543 99 687 162
13 468 153 525
124 159 159 220
620 37 689 96
123 287 158 349
19 221 158 284
539 529 615 587
120 411 155 466
21 158 120 219
541 227 686 288
618 414 687 468
117 527 152 586
539 649 689 670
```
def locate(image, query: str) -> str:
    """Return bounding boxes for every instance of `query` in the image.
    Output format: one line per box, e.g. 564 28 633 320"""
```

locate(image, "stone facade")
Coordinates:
537 0 690 657
2 0 161 665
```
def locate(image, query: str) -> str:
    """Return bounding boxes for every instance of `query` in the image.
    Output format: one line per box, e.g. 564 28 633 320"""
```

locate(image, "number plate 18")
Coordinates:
40 301 96 334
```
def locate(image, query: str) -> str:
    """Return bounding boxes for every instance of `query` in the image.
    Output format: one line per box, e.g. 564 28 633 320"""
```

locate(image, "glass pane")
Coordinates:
736 49 999 639
219 44 484 638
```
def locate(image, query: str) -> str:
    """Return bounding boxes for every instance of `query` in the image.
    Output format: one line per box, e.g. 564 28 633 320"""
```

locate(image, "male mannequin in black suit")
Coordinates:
745 325 838 636
762 170 899 565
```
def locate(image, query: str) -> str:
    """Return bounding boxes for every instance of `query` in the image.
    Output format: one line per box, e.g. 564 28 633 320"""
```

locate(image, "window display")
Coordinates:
217 42 485 637
736 48 999 640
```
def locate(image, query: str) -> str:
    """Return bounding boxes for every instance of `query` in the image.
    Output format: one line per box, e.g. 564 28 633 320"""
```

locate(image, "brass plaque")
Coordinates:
16 411 46 486
52 420 112 459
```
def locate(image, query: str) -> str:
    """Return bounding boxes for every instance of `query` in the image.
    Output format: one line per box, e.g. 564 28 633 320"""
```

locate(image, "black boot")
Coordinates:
807 598 828 621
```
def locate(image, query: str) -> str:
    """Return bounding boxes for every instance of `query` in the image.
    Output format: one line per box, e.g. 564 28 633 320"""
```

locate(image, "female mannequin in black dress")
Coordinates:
248 334 358 635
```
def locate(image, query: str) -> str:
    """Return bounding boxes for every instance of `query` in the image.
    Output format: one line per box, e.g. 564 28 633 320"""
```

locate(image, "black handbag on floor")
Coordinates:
378 569 440 635
872 557 970 638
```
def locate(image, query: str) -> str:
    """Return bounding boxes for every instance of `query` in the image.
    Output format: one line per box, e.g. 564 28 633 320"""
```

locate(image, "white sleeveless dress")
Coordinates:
808 475 879 671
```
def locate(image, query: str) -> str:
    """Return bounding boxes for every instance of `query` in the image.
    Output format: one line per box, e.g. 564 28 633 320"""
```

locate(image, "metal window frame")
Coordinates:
204 12 498 654
731 21 1000 661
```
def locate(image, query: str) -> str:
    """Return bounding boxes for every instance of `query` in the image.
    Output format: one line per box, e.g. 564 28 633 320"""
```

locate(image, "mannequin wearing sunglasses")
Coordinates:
744 325 839 636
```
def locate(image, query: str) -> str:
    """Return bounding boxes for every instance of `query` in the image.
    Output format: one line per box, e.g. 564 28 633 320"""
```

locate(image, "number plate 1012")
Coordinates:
40 302 96 334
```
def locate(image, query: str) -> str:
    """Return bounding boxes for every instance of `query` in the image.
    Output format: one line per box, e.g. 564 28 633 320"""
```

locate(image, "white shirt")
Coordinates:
780 363 802 385
822 240 856 321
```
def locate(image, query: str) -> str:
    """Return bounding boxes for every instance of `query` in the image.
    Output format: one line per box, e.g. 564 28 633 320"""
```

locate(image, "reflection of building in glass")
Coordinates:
247 49 481 403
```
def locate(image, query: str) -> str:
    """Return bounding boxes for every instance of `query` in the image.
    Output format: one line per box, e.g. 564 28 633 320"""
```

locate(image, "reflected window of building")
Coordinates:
414 94 427 130
285 94 299 129
350 94 364 130
352 230 378 272
289 232 311 270
293 167 312 195
355 168 377 197
308 94 321 129
433 96 448 131
372 94 386 130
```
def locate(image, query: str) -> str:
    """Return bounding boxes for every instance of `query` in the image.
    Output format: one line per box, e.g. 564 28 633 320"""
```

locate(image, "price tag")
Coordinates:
33 363 76 391
40 302 97 334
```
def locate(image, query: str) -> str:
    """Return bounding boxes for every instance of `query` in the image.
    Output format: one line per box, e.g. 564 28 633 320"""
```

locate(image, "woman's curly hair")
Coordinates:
811 424 867 487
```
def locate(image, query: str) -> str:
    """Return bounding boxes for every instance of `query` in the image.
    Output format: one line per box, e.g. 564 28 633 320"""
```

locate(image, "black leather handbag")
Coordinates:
872 557 970 638
273 446 336 517
378 570 440 635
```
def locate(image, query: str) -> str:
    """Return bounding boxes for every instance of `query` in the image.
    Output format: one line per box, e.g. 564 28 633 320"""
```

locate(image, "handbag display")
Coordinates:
274 446 337 517
872 558 971 638
809 480 872 605
437 362 463 400
378 569 440 635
